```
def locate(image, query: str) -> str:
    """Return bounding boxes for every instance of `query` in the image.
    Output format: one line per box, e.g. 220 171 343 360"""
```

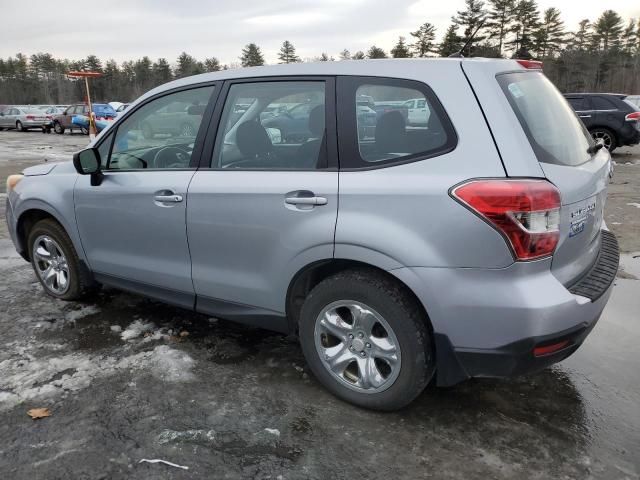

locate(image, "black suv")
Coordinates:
564 93 640 152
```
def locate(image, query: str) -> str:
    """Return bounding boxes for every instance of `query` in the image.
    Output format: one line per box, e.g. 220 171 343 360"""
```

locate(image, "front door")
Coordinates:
74 85 216 307
187 78 338 326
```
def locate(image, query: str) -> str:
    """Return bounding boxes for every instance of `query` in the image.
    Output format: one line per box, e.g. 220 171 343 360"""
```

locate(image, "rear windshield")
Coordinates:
497 72 593 166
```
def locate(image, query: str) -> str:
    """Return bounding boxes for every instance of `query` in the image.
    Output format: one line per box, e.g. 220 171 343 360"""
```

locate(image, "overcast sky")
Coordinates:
1 0 638 66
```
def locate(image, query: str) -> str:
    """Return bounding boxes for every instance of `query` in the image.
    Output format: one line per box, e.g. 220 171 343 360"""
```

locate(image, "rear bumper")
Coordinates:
619 124 640 146
391 230 619 386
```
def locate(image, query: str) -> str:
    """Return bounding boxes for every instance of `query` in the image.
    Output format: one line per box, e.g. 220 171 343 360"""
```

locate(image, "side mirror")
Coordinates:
73 148 103 186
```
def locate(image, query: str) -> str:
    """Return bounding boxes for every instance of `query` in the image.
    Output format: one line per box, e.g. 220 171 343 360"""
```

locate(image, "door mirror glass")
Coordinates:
73 148 101 175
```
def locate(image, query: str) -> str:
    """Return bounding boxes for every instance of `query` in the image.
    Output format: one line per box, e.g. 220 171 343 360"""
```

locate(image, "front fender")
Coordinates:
13 174 87 264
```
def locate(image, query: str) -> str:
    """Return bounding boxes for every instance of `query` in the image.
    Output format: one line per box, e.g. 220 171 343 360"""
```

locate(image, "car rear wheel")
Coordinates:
16 121 24 132
591 128 617 152
53 122 65 134
27 219 95 301
299 269 435 411
80 127 89 135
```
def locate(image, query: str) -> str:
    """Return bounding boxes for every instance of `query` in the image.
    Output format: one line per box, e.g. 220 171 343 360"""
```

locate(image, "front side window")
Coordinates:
213 81 326 169
353 82 452 164
106 86 213 170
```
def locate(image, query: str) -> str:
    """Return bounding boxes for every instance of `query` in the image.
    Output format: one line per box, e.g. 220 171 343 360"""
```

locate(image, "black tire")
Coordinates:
16 120 24 132
53 121 65 134
27 219 96 301
299 268 435 411
590 127 617 152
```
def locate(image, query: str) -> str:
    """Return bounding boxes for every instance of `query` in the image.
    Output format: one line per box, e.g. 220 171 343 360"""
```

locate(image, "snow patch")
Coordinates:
0 344 195 411
157 429 216 445
64 305 100 323
627 203 640 209
120 320 155 341
264 428 280 436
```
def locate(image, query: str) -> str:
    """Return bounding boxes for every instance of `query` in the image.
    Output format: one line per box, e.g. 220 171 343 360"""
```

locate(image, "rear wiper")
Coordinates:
587 143 604 155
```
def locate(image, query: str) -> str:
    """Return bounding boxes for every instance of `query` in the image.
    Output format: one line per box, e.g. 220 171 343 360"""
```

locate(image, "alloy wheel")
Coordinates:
314 300 401 394
32 235 70 295
592 130 613 150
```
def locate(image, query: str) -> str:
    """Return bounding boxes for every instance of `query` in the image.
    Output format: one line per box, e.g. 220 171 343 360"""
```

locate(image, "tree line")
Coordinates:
1 0 639 105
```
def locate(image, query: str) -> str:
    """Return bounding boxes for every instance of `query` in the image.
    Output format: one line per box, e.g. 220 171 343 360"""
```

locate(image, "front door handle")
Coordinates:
285 195 327 206
154 194 183 203
579 115 592 118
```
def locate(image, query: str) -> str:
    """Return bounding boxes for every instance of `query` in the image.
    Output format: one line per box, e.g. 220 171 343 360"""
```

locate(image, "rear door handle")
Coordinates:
154 194 183 203
579 115 591 118
285 196 327 206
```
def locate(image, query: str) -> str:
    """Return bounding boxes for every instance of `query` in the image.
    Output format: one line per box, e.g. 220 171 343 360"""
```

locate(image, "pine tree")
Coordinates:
391 37 412 58
439 24 463 56
339 49 351 60
152 58 172 84
278 40 300 64
485 0 516 56
410 23 437 57
240 43 265 67
533 7 566 58
367 45 387 59
175 52 200 78
593 10 624 52
453 0 487 55
510 0 541 52
204 57 221 72
317 53 334 61
621 19 636 55
352 51 366 60
569 20 592 51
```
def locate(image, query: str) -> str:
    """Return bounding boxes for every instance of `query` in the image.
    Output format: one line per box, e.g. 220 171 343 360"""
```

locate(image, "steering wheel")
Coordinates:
153 146 190 169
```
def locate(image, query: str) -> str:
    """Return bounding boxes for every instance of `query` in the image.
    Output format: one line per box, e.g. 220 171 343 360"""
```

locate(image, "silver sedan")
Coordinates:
0 106 48 131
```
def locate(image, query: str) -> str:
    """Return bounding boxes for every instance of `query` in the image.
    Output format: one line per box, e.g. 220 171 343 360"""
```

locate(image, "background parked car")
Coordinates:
0 106 48 131
52 103 117 134
115 103 130 117
564 93 640 151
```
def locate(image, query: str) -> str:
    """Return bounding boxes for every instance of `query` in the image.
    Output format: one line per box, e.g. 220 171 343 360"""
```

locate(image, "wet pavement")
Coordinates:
0 131 639 479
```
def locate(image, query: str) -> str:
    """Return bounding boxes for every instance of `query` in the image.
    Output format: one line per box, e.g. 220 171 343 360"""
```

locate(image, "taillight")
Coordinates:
516 60 543 70
26 115 34 120
625 112 640 122
451 179 561 261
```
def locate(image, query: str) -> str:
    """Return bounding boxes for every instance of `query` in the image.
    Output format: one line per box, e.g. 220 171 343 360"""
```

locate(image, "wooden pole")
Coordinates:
84 76 97 139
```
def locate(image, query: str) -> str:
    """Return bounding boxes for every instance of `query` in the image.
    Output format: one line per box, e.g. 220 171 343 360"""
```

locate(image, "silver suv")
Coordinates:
5 59 619 410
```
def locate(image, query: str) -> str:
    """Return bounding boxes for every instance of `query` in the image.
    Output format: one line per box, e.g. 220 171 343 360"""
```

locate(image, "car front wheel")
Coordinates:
27 219 95 300
53 122 65 134
299 269 435 411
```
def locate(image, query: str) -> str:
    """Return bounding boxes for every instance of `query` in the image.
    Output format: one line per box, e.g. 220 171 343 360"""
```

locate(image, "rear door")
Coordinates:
493 68 610 285
591 95 624 133
187 77 338 326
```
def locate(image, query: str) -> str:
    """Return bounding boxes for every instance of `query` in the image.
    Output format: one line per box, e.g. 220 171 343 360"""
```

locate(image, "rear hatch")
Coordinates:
464 61 611 286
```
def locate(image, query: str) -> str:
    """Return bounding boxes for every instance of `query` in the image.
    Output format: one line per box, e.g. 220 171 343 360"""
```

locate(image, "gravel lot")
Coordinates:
1 130 639 480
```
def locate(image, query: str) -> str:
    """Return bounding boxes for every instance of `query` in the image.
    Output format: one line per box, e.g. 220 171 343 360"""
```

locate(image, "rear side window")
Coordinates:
338 77 456 168
592 96 617 110
567 97 589 111
498 72 592 167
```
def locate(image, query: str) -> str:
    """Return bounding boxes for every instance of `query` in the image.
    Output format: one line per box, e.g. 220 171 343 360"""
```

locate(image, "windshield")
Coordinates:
497 72 593 166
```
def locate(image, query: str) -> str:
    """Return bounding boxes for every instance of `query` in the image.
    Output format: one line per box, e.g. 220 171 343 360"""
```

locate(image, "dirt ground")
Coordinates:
0 130 639 479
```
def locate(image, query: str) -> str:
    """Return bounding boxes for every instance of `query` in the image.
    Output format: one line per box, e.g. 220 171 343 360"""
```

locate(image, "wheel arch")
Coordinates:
16 208 64 261
285 258 434 339
589 125 619 146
